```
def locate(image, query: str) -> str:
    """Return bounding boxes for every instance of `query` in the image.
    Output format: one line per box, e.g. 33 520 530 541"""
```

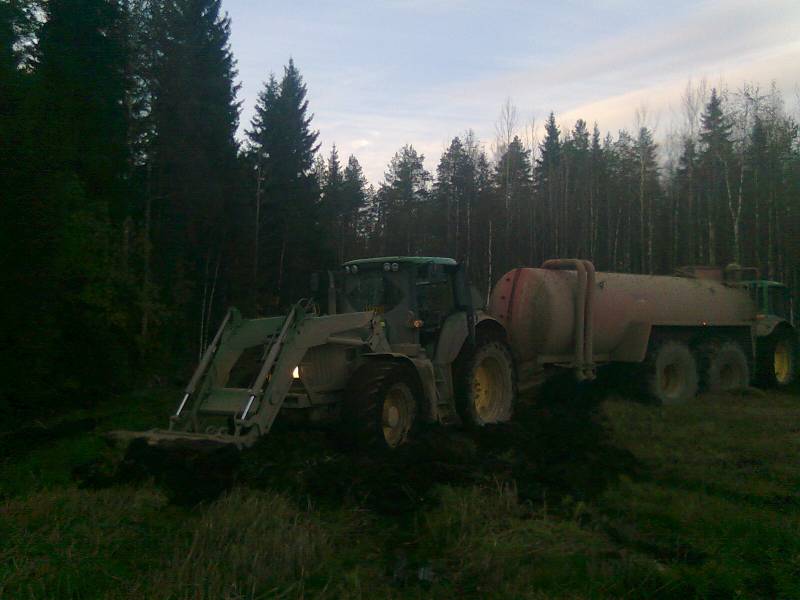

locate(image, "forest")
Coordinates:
2 0 799 418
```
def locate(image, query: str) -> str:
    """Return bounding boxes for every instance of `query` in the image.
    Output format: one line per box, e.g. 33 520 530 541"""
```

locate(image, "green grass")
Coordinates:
2 388 800 598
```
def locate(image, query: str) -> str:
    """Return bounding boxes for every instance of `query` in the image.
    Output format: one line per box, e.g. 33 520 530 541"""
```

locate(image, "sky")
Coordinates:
225 0 800 184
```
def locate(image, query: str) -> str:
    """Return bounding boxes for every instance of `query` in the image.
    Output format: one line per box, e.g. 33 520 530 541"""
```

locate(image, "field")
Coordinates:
2 380 800 599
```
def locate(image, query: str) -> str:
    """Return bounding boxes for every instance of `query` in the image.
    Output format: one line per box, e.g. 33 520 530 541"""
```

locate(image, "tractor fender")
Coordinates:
755 315 792 339
475 313 508 341
361 352 438 422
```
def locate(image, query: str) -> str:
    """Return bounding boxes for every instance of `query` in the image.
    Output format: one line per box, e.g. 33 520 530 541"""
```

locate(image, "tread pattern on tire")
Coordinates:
702 341 750 392
453 331 517 426
644 339 698 405
342 360 421 449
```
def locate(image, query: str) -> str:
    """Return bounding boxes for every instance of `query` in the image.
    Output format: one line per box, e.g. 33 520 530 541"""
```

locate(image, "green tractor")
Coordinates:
113 257 516 450
742 279 797 386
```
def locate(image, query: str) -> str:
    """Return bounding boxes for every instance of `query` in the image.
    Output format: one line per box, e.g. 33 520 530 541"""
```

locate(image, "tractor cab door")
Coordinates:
415 262 474 353
415 263 455 349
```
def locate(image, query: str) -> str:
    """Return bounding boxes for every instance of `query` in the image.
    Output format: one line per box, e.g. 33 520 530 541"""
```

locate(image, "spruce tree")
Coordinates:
247 59 321 306
342 154 369 258
13 0 132 405
535 113 562 256
698 88 733 264
322 145 346 262
378 145 430 255
149 0 240 355
494 136 532 270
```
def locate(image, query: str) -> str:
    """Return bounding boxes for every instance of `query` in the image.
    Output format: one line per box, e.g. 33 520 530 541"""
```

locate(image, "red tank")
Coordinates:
489 267 756 365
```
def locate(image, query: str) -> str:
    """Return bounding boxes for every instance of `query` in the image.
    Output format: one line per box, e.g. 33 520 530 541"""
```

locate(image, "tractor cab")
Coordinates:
339 256 475 354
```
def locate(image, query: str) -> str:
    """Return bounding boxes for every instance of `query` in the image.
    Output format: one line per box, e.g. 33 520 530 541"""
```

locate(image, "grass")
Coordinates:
1 386 799 598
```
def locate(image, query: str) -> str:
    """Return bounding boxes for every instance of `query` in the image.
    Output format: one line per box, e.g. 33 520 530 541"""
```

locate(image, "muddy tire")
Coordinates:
699 341 750 392
455 336 516 426
342 361 422 450
758 331 797 387
644 340 698 405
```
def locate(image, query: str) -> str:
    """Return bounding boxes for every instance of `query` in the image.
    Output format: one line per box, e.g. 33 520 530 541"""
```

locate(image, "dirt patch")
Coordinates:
74 374 638 510
239 373 639 515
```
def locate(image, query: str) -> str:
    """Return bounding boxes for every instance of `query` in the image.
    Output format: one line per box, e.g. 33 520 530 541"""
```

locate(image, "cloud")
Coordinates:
227 0 800 185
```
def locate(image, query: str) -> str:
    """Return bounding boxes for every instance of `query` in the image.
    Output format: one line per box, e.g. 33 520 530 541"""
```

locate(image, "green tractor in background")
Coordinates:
742 279 797 386
112 257 516 451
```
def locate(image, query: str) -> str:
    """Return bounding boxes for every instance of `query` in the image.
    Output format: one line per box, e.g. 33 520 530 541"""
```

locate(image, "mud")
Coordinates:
75 373 638 509
239 372 639 515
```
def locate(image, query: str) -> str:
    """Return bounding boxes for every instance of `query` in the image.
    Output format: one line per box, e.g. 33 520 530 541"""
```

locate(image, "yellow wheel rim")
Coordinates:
774 340 792 384
382 383 414 448
473 356 508 423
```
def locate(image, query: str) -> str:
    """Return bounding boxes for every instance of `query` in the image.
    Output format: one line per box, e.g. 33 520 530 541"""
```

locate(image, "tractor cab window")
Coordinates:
416 264 455 331
342 268 405 314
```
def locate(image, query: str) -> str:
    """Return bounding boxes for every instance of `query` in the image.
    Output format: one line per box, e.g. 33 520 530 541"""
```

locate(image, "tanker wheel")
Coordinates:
758 332 797 387
342 361 422 450
455 337 516 426
645 340 698 405
698 340 750 392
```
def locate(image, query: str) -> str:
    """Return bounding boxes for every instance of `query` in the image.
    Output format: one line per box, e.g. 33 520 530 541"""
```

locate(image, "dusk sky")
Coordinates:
225 0 800 183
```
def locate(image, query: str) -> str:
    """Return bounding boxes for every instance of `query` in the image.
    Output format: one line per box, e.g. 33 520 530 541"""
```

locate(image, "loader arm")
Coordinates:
110 305 375 449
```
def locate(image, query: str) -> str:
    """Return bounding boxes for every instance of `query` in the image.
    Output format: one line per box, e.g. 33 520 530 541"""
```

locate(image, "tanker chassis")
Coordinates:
113 257 796 452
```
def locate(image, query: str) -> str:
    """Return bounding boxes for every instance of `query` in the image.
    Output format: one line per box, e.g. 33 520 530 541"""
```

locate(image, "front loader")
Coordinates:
111 257 516 451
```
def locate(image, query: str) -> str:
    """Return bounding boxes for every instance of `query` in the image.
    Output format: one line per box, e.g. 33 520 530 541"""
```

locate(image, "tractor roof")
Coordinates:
343 256 458 268
741 280 787 288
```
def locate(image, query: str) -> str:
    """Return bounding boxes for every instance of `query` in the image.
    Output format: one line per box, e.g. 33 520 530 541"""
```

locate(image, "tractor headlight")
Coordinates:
292 366 300 379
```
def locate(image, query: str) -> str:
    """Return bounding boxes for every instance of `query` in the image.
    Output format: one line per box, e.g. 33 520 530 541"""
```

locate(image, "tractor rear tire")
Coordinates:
342 361 422 450
644 340 698 405
455 336 516 426
700 341 750 393
758 332 797 387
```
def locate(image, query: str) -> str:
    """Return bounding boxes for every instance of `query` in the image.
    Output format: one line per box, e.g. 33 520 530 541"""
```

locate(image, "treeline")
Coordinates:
2 1 799 412
360 86 800 297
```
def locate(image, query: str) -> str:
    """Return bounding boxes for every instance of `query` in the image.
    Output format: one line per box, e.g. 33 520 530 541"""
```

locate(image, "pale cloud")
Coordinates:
226 0 800 184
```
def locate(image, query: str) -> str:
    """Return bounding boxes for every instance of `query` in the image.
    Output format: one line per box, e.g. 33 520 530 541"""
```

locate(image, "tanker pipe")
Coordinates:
542 259 587 381
581 260 596 380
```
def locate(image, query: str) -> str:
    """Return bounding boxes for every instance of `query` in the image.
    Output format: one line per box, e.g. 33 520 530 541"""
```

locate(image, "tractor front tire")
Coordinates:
455 337 516 426
644 340 698 405
342 361 422 450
